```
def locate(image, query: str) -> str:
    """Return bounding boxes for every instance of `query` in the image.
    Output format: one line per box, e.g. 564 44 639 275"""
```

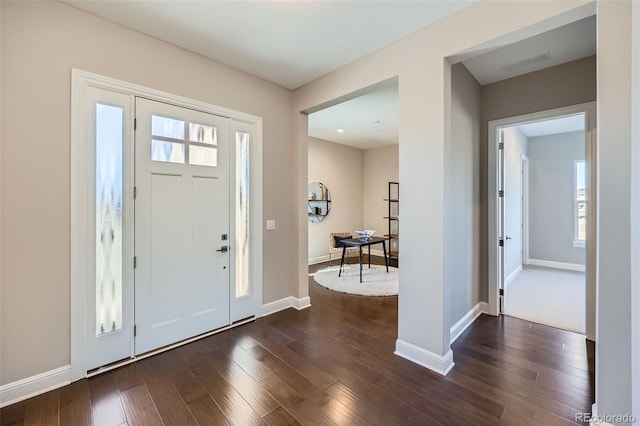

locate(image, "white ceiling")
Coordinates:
64 0 476 90
308 79 398 150
462 15 596 85
515 114 585 138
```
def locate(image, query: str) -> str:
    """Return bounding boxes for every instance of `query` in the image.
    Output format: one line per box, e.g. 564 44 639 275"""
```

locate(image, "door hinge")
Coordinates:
134 118 137 131
498 142 504 150
498 190 504 198
134 325 137 337
134 256 137 268
499 289 504 296
499 239 504 247
133 186 137 199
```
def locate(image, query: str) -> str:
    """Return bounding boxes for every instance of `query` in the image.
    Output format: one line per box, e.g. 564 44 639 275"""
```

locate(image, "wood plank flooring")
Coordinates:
1 259 595 425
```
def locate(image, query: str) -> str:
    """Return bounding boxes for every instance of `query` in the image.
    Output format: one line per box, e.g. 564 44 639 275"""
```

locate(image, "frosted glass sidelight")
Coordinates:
236 131 250 298
151 140 185 163
152 115 184 139
189 145 218 167
189 123 217 145
95 103 124 335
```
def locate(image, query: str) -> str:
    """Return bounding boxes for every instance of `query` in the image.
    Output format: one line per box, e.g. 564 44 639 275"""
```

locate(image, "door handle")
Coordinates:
216 246 229 253
505 236 512 240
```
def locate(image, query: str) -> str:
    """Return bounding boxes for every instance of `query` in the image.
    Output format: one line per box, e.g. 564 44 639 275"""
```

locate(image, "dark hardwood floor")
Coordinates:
1 259 594 425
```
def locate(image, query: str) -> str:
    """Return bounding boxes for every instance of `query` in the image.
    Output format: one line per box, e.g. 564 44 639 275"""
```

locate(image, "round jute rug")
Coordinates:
313 264 398 296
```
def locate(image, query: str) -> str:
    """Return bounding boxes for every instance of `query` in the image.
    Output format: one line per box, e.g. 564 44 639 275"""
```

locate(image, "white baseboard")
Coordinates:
394 339 454 376
0 365 70 408
262 296 311 316
588 403 614 426
528 258 585 272
450 302 489 344
292 296 311 310
505 265 522 288
308 255 330 265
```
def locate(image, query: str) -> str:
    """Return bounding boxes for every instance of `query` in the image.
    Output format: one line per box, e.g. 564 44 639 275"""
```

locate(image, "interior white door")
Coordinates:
134 98 230 355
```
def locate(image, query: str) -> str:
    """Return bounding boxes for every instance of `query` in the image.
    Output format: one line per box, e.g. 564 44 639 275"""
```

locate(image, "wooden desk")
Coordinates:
339 237 389 283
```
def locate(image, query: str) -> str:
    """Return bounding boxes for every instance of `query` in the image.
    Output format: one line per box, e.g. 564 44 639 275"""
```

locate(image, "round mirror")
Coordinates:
307 181 331 223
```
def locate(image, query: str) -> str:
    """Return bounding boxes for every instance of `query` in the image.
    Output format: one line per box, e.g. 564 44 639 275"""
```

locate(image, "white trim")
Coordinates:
262 296 312 317
573 240 586 248
309 255 330 265
588 404 614 426
394 340 454 376
528 258 585 272
0 366 70 408
450 302 489 344
71 69 264 382
292 296 312 310
505 265 522 288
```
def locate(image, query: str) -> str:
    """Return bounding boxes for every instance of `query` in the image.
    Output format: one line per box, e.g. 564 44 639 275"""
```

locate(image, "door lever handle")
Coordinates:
216 246 229 253
505 236 512 240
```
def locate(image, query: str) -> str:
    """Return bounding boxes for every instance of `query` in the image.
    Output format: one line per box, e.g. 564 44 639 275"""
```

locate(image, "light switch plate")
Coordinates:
266 219 276 230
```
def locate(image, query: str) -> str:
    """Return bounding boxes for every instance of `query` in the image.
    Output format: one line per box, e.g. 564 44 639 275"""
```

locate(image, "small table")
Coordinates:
339 236 390 283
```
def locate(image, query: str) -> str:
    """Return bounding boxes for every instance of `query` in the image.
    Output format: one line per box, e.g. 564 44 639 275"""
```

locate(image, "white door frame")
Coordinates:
70 69 263 381
521 154 530 266
487 102 596 341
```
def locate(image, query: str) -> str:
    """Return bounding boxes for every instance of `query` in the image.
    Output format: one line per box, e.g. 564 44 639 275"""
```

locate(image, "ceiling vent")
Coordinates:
503 52 551 74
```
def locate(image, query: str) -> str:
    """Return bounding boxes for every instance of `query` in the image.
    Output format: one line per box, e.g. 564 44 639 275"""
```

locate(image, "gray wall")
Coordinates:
503 127 528 279
307 137 364 261
528 131 585 265
448 63 482 325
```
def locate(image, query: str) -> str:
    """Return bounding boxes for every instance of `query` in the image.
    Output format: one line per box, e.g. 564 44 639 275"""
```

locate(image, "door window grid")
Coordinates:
150 115 218 167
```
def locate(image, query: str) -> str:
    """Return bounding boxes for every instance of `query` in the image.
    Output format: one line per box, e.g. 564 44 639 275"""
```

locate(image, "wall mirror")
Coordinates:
308 181 331 223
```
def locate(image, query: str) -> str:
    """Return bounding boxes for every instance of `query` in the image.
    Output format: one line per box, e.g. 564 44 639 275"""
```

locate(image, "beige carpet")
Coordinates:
505 265 585 334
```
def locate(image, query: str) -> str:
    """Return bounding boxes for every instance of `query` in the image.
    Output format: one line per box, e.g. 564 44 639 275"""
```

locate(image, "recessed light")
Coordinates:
337 129 344 133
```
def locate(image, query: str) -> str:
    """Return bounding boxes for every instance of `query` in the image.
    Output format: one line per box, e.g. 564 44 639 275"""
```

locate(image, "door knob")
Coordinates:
506 236 512 240
216 246 229 253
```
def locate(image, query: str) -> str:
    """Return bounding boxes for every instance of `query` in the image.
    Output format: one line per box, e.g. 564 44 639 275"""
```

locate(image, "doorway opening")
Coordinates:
305 78 399 296
488 103 596 338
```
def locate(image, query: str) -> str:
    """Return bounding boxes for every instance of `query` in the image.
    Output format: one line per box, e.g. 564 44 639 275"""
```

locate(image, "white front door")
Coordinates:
134 98 231 355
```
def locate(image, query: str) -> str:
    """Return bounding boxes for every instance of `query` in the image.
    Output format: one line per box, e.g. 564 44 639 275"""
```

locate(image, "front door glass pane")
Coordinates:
236 131 250 298
96 103 124 335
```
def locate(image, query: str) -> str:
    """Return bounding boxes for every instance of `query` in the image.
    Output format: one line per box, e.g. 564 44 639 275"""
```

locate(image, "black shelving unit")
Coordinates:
384 181 399 267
